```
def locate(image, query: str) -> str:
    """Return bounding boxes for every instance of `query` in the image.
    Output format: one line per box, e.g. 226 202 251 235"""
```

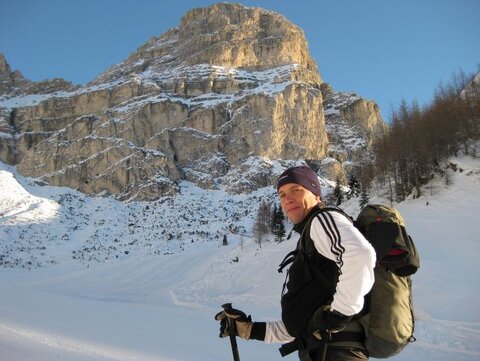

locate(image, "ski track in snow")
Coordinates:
0 322 173 361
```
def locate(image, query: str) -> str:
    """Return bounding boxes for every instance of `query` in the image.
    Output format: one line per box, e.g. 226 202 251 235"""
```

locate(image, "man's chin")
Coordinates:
287 210 303 224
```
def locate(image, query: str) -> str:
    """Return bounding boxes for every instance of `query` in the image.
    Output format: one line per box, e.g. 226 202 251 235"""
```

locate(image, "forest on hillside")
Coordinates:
363 68 479 203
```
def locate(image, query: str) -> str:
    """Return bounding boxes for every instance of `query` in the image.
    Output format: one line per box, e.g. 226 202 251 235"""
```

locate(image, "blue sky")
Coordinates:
1 0 479 120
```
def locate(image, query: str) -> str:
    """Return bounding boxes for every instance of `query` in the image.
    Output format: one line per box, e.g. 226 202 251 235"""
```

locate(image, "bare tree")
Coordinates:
253 200 272 248
372 68 479 201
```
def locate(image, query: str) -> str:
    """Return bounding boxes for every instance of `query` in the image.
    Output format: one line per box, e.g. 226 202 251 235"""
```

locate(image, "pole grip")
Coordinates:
222 303 233 311
221 303 240 361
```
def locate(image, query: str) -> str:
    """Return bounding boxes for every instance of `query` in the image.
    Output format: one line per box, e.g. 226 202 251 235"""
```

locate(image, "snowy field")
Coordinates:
1 155 480 360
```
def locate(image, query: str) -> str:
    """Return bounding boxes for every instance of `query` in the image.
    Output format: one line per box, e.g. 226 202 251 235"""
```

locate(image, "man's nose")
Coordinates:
283 195 294 204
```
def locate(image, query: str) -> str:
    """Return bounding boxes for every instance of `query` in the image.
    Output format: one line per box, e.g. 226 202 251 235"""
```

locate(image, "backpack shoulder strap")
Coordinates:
321 206 354 223
297 206 347 292
298 206 353 255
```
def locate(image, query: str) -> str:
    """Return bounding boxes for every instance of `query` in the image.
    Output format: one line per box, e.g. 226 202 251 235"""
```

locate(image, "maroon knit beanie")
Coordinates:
276 166 321 197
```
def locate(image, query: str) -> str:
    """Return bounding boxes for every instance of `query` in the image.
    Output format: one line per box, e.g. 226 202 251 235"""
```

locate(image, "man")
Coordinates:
216 165 376 361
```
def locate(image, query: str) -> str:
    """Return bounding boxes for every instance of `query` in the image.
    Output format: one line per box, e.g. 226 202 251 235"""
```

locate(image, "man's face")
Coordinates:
278 183 320 224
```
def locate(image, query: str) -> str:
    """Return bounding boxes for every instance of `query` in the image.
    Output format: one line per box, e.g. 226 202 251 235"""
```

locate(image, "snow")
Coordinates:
0 63 302 115
1 155 480 360
113 63 299 112
0 80 126 111
0 94 64 109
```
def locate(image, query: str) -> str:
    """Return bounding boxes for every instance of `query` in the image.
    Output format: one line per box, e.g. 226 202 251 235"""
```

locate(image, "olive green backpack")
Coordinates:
355 204 419 358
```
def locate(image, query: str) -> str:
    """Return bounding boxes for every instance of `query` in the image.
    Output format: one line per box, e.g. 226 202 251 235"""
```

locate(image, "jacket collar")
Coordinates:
293 203 323 233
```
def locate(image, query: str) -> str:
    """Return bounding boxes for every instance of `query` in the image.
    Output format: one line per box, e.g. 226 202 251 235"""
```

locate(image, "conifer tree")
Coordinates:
270 203 278 234
347 174 361 199
334 177 344 206
359 185 370 208
271 203 286 242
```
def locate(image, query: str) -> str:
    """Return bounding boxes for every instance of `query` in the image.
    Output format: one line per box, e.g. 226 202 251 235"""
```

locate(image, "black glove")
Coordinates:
312 305 353 334
215 307 253 340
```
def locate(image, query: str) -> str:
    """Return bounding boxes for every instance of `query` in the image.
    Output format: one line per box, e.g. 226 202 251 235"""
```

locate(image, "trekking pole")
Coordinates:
312 329 330 361
317 331 330 361
318 339 328 361
222 303 241 361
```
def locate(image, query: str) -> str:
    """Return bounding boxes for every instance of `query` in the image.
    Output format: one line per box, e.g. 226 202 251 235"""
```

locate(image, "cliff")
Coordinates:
0 3 386 200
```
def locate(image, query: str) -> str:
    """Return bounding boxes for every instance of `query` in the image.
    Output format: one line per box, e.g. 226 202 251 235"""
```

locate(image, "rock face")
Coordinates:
0 54 30 95
0 3 385 200
322 87 387 162
1 54 76 96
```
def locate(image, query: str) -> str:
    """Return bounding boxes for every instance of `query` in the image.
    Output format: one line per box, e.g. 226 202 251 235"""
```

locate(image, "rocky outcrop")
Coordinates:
1 53 76 96
461 72 480 101
92 3 320 87
318 157 348 185
323 87 387 162
0 3 385 200
0 54 31 95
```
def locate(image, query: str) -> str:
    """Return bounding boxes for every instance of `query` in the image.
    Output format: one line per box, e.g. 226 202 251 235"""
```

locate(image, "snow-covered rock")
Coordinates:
0 3 385 200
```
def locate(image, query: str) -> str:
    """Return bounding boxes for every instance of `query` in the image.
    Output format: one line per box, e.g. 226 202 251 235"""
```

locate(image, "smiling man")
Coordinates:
277 165 323 224
215 166 376 361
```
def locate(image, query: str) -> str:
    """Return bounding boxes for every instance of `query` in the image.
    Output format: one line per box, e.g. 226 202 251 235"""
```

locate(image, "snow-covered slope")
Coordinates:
0 159 275 268
0 155 480 360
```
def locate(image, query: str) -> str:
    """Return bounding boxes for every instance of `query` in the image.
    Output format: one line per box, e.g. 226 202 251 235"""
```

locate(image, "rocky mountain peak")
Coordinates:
0 53 30 95
0 53 10 73
92 2 320 86
0 3 386 201
0 53 76 96
178 3 318 71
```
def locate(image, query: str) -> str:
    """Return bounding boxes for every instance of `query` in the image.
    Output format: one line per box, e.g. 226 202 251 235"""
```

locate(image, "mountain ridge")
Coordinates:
0 3 386 200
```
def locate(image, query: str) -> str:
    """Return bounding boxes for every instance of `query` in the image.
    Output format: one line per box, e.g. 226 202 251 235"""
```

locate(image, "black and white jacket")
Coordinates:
264 206 376 343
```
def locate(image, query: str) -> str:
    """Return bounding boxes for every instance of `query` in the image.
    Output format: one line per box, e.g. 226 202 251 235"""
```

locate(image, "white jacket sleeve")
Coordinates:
309 211 376 316
264 320 295 343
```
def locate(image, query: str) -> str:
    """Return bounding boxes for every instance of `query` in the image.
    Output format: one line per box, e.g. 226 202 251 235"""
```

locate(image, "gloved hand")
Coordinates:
312 305 353 335
215 306 253 340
